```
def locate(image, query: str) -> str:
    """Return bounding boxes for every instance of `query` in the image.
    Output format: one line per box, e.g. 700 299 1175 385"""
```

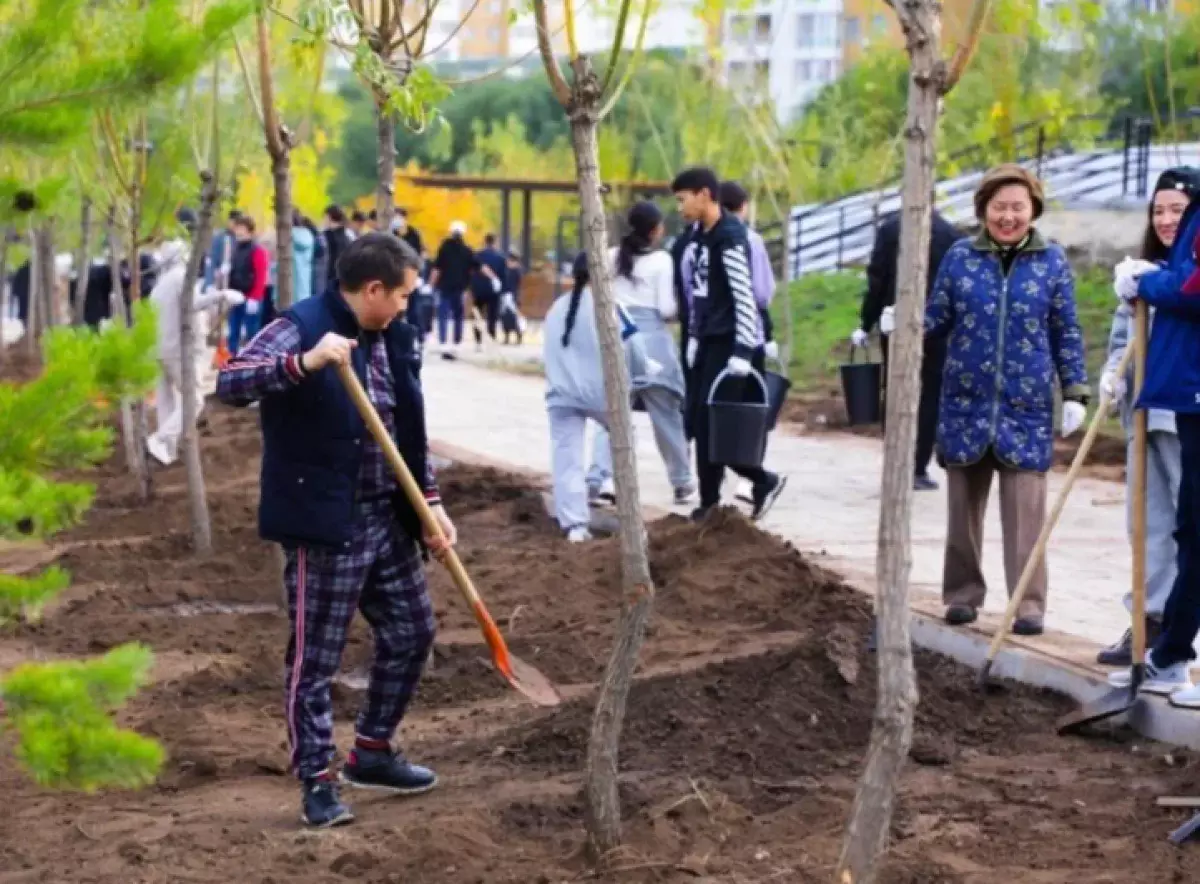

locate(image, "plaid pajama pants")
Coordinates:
283 503 436 780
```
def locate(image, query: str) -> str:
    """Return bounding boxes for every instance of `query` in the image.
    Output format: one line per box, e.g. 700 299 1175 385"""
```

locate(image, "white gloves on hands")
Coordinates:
850 328 869 348
1061 400 1087 438
500 292 516 312
490 275 501 293
224 290 246 307
879 305 895 335
244 298 261 316
686 337 698 369
763 340 779 361
726 356 752 378
1113 256 1158 302
1099 369 1126 412
645 357 664 376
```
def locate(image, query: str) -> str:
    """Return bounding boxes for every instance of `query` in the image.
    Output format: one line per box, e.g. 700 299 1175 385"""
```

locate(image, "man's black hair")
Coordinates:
671 167 720 201
718 180 748 213
351 210 367 223
397 207 408 217
324 205 346 224
337 232 421 293
234 214 255 233
368 209 378 222
484 232 497 246
227 209 243 222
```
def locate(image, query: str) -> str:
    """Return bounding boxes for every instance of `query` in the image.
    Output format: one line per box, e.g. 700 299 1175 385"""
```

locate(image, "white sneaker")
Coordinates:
145 434 173 466
597 479 616 504
567 526 593 544
734 478 753 505
1107 655 1192 695
1169 681 1200 709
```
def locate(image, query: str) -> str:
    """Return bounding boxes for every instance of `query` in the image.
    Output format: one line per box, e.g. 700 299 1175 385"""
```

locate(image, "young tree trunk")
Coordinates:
256 8 294 312
107 214 153 502
0 228 10 365
567 56 656 862
270 148 294 311
834 16 939 884
25 225 40 357
375 101 396 233
36 223 58 328
179 172 219 554
72 198 92 326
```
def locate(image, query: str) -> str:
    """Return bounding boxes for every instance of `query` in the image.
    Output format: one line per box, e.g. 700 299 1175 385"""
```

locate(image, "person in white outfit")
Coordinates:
588 201 695 506
544 251 657 542
145 239 244 465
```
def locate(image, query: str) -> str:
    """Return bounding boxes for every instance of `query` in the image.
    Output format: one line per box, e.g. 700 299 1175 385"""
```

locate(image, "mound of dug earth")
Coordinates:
1 403 1198 884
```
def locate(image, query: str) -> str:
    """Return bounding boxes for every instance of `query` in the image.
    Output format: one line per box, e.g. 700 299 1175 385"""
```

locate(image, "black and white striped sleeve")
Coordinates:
722 241 760 358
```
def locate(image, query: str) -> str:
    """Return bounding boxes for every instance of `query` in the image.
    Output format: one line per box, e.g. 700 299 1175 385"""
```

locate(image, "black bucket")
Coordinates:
707 367 770 469
764 362 792 431
840 345 882 426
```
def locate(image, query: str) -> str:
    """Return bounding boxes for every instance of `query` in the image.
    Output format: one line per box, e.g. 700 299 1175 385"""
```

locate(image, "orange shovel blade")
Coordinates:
470 599 561 707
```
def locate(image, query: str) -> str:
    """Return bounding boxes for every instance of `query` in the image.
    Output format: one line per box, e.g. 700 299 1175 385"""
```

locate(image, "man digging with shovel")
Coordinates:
216 233 456 828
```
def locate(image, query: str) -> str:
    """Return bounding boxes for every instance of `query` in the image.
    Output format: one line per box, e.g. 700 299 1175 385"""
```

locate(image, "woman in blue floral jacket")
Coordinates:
925 164 1090 635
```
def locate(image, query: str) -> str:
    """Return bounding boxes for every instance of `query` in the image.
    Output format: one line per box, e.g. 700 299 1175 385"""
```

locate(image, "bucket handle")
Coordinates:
846 343 871 363
707 366 769 406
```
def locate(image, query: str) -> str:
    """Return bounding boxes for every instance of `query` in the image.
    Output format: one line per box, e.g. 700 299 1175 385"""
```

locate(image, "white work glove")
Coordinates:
850 328 869 348
1099 369 1126 413
1061 400 1087 438
1113 256 1157 303
223 290 246 307
645 357 664 376
763 340 779 361
879 306 895 336
244 298 261 316
686 337 698 369
500 292 516 312
490 275 501 293
420 282 433 296
726 355 752 378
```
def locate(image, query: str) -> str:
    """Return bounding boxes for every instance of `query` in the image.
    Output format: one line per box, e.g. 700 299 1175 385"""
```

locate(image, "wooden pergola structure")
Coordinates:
401 173 672 269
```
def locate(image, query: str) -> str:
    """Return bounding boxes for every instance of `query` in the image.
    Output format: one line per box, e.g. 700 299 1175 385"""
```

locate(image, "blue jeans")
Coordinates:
1153 413 1200 667
227 301 261 354
436 289 464 346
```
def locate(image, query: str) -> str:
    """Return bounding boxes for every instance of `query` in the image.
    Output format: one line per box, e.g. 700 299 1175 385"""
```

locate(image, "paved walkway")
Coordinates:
421 358 1154 675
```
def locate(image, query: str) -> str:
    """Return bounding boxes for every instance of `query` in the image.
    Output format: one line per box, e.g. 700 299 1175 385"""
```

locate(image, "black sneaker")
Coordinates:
690 505 715 523
302 778 354 828
1097 628 1133 667
1012 617 1044 636
340 746 437 796
913 473 939 491
750 474 788 522
944 604 978 626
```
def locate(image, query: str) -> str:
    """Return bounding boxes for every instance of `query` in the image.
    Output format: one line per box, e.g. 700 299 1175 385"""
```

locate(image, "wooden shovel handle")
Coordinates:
1130 300 1149 667
982 342 1136 665
334 362 485 611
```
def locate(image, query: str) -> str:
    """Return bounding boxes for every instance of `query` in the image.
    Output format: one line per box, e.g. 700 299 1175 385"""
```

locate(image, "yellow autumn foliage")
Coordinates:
233 140 336 229
350 161 489 247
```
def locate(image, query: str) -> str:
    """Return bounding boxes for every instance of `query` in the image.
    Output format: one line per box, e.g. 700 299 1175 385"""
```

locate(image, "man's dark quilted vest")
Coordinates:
258 289 427 549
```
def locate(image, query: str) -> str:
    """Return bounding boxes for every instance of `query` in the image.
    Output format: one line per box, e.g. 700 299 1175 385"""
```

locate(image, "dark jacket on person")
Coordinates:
679 211 760 359
433 234 475 294
323 226 351 286
1137 198 1200 414
861 209 963 333
256 291 430 548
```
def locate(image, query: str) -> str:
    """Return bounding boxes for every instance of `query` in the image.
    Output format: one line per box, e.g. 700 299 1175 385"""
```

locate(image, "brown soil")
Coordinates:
780 390 1128 482
2 402 1199 883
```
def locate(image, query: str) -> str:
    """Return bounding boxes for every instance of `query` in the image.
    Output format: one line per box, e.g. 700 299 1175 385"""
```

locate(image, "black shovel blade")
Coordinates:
1056 685 1138 736
1169 812 1200 846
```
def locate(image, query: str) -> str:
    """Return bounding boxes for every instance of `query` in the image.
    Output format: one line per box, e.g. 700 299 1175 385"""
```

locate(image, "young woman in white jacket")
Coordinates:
588 201 695 506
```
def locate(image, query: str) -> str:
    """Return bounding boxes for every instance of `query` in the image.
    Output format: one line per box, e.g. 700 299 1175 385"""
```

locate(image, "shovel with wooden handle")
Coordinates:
1057 299 1149 732
976 339 1137 690
335 361 562 708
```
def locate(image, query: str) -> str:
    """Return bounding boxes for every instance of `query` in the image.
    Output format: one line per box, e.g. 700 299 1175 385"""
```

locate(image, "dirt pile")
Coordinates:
1 401 1198 884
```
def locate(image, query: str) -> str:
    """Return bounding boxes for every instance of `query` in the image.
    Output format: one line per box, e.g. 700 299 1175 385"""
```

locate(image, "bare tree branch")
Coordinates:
598 0 653 119
942 0 992 92
232 32 267 130
533 0 572 106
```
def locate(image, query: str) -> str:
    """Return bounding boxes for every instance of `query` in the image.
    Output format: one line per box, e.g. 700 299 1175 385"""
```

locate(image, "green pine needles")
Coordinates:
1 303 164 790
